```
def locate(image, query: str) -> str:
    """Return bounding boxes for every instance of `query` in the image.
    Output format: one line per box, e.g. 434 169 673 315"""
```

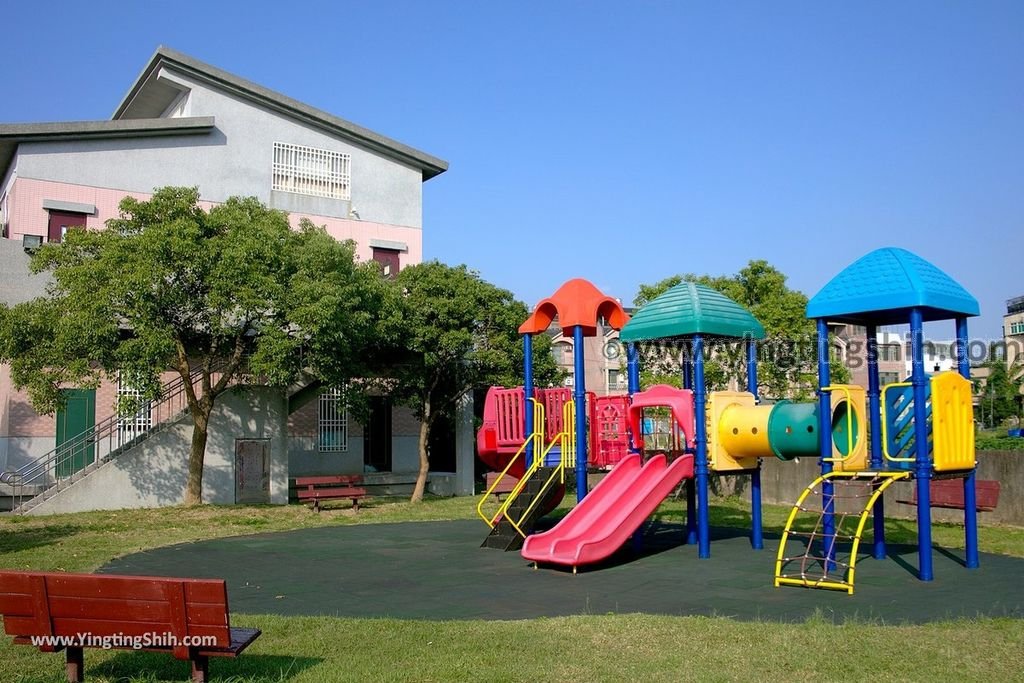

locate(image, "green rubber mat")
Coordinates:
100 520 1024 623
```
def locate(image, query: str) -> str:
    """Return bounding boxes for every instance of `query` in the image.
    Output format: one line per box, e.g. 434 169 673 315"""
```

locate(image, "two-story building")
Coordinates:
0 47 461 513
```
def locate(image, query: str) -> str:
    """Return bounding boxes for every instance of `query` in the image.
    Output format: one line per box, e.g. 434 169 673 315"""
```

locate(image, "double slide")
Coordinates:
521 453 694 569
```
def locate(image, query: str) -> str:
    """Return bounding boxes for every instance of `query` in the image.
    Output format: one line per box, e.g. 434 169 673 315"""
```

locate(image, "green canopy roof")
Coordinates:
620 282 766 342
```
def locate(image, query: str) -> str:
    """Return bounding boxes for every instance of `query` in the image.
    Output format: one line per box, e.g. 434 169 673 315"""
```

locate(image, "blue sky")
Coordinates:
5 1 1021 340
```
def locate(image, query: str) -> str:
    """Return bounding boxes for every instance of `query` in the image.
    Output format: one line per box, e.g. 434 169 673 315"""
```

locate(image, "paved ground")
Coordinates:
101 520 1024 623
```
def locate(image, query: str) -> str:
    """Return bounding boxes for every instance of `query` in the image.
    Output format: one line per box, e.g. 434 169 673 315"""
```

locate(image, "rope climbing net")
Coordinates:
774 471 910 594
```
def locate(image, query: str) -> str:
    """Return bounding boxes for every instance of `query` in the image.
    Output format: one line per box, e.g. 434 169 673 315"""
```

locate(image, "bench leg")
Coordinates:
353 498 359 512
65 646 84 683
312 499 320 513
190 655 209 683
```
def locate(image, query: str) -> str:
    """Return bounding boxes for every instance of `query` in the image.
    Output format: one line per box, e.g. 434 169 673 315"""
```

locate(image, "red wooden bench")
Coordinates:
897 478 1001 511
484 472 519 499
0 570 260 682
294 475 367 512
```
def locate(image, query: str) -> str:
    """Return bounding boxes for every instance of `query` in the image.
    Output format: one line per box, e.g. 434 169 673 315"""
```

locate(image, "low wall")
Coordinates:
723 450 1023 526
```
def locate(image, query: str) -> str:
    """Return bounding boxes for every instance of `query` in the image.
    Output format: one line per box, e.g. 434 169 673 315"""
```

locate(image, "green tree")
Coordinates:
0 187 385 504
975 355 1024 428
633 261 849 398
388 262 560 503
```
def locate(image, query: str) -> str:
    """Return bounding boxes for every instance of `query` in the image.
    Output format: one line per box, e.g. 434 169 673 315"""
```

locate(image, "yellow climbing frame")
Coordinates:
774 470 911 594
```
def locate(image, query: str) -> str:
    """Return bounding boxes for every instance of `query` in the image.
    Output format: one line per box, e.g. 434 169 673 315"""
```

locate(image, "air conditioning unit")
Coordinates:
22 234 43 252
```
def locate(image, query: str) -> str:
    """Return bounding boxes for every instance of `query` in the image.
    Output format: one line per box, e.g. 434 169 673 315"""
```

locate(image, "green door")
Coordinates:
56 389 96 478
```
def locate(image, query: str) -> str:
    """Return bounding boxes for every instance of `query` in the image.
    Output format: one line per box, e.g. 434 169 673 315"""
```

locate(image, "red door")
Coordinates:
46 211 87 243
371 247 401 279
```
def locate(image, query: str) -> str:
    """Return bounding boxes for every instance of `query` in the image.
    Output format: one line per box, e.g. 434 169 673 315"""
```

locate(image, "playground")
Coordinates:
3 246 1024 682
98 517 1024 623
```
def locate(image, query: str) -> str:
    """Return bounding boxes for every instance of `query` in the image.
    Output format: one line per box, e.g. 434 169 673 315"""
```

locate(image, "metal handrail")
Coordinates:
0 365 228 512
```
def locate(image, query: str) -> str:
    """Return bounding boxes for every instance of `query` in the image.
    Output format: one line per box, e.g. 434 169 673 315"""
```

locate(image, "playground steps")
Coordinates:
481 466 561 551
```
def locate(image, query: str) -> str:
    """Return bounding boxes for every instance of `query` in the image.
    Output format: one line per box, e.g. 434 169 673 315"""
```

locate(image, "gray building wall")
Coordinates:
28 386 288 515
15 68 424 229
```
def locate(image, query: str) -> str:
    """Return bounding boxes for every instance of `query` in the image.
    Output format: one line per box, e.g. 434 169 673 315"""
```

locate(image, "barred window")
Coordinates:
318 387 348 452
117 373 152 444
273 142 351 200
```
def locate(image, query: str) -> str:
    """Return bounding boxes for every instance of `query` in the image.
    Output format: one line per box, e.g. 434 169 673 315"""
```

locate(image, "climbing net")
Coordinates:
776 474 896 589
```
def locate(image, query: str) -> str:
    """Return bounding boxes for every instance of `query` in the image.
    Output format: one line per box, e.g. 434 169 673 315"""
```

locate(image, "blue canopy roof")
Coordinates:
806 247 979 324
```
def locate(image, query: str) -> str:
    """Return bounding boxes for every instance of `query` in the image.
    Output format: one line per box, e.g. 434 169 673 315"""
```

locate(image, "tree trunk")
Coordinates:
411 401 432 503
184 407 212 506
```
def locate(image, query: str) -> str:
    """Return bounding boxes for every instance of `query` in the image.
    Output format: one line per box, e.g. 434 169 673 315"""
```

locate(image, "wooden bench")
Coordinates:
484 472 519 499
0 570 260 683
294 475 367 512
897 478 1001 511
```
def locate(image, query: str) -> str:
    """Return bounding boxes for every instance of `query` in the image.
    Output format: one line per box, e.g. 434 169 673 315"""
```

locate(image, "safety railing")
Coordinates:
505 401 576 538
477 399 546 528
881 382 917 463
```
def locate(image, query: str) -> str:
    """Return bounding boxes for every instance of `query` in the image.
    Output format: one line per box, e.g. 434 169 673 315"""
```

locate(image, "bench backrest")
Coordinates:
294 475 362 488
908 479 1001 510
0 571 231 653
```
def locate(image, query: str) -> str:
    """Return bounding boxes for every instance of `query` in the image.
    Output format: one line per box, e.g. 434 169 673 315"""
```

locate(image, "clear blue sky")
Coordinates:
5 1 1022 340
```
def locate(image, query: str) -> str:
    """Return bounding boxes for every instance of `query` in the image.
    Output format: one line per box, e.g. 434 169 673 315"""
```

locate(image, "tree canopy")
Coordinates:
0 187 386 503
633 260 849 397
387 261 561 502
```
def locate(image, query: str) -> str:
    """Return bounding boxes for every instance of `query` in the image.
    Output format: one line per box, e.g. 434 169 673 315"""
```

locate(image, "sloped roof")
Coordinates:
519 278 629 337
114 46 448 180
806 247 979 324
0 117 215 184
620 282 765 341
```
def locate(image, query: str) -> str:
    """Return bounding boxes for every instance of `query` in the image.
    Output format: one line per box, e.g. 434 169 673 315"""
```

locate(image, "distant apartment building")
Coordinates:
549 317 630 396
1005 295 1024 371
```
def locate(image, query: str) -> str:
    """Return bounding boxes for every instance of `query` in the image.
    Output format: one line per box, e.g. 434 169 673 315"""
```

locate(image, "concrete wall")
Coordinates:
740 450 1024 526
29 386 288 515
15 67 425 230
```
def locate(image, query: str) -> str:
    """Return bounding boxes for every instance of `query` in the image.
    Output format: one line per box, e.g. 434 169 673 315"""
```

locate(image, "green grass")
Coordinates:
2 495 1023 682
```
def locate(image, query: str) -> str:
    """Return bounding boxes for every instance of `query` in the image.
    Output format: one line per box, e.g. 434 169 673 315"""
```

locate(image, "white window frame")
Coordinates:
273 142 351 200
318 387 349 453
117 372 152 445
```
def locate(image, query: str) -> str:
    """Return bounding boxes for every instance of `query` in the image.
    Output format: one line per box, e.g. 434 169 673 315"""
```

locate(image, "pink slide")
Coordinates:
521 453 695 569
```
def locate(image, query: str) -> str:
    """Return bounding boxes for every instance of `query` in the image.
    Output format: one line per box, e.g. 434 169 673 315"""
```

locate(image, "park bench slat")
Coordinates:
294 475 363 486
295 487 367 499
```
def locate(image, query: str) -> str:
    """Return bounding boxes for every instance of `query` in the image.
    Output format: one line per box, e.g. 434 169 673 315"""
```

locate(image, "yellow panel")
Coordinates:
830 385 869 472
707 391 760 472
930 372 976 472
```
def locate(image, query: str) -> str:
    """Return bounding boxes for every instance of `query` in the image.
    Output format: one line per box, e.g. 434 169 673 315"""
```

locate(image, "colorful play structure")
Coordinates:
476 247 981 594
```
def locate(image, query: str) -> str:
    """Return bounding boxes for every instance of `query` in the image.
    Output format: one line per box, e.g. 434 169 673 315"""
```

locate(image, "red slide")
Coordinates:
521 453 694 569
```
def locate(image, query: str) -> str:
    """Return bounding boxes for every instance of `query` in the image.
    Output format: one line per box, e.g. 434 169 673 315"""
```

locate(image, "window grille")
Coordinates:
117 373 152 444
318 387 348 452
273 142 351 200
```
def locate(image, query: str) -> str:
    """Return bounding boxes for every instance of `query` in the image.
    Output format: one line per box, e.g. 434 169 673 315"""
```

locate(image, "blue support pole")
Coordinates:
627 342 641 455
957 316 980 569
626 341 643 550
573 325 588 503
910 308 933 581
816 319 836 572
523 334 535 469
747 338 763 550
682 345 696 543
866 324 886 560
693 334 711 558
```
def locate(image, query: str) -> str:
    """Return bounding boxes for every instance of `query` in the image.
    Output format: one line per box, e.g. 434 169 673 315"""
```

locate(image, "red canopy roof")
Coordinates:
519 278 630 336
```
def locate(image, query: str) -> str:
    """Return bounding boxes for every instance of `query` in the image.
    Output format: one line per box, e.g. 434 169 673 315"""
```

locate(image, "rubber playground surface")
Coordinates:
100 519 1024 623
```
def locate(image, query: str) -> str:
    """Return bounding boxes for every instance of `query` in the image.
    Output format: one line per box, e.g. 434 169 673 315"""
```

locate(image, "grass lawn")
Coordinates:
1 495 1022 682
